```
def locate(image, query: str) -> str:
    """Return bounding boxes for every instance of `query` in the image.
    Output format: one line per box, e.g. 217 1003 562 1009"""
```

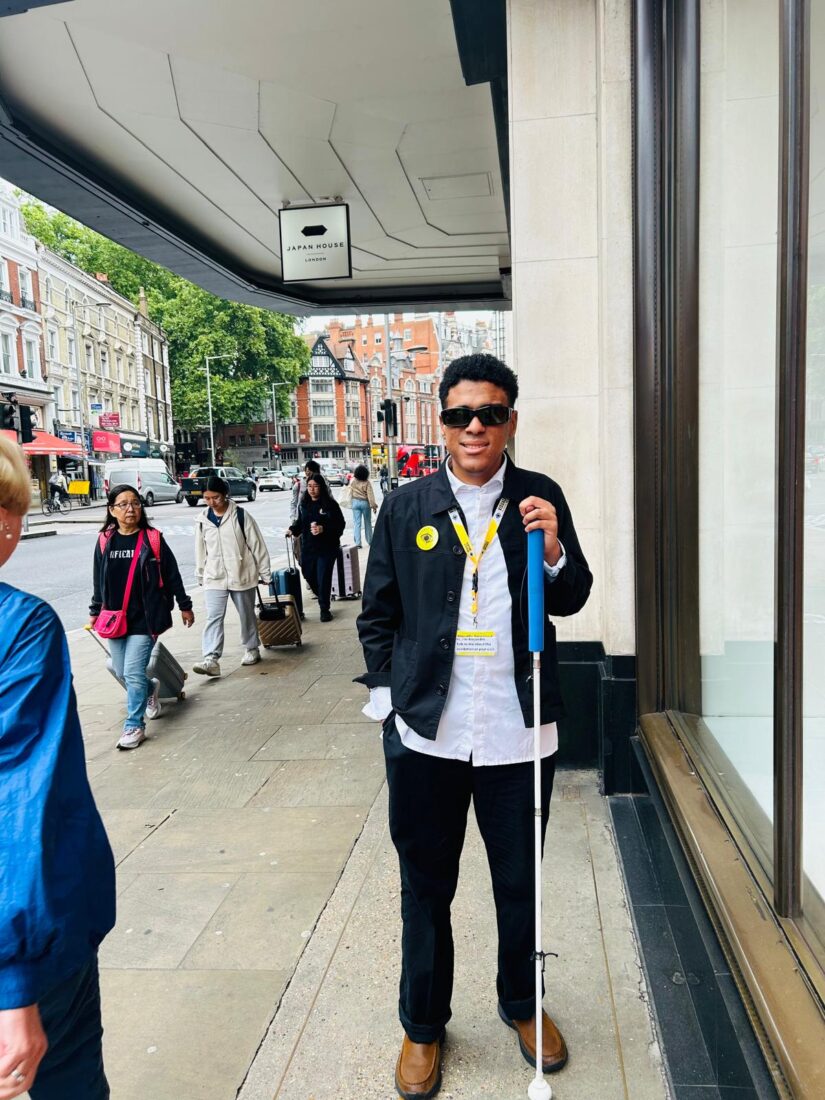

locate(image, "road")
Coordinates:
4 487 356 631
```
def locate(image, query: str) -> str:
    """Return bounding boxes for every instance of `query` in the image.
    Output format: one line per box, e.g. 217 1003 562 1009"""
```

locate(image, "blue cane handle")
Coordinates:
527 528 545 653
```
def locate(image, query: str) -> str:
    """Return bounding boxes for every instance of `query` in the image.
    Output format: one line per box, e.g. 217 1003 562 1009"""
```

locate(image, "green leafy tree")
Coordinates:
20 199 308 429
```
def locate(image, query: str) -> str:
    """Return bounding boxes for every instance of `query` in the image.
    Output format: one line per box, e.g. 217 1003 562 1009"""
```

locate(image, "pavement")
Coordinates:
51 579 669 1100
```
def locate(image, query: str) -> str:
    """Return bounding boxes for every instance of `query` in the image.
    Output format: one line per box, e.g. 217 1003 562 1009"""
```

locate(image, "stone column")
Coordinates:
507 0 634 655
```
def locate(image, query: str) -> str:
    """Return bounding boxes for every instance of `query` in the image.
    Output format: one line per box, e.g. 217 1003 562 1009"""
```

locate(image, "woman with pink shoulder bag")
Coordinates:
89 484 194 750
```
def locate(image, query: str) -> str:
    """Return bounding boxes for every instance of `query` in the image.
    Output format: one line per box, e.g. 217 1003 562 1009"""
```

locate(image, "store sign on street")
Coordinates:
90 401 103 413
91 430 121 454
279 204 352 282
58 430 79 443
99 412 120 429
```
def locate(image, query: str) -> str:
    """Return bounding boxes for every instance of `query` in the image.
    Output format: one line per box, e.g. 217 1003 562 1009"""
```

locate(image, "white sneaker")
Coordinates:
193 657 221 677
117 727 146 751
145 678 162 720
241 648 261 666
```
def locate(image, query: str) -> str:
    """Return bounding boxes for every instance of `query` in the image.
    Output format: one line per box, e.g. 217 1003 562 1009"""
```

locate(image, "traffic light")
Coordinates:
380 398 398 438
1 395 20 435
19 405 34 444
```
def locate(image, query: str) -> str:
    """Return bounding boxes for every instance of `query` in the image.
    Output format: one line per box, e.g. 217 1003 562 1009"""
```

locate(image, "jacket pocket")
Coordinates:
391 635 418 709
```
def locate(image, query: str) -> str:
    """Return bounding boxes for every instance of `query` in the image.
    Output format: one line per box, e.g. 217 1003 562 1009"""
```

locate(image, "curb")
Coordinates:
21 528 57 540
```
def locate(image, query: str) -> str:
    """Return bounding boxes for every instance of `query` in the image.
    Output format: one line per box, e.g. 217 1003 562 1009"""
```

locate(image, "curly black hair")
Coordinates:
438 353 518 407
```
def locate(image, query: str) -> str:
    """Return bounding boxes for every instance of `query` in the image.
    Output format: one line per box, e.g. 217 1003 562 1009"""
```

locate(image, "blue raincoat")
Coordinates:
0 582 115 1009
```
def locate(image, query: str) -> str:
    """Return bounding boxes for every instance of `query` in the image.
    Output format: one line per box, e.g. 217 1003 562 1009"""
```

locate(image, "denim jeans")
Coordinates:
352 498 373 546
30 954 109 1100
109 633 154 731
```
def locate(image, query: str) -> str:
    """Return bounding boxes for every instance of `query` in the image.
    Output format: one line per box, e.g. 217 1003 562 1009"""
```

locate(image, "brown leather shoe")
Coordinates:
394 1032 443 1099
498 1003 568 1073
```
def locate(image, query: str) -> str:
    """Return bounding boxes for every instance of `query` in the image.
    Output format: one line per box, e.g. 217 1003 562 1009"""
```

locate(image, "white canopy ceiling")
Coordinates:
0 0 510 313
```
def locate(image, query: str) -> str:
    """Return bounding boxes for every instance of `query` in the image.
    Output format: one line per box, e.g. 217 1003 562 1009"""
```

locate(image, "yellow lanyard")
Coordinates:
447 497 509 623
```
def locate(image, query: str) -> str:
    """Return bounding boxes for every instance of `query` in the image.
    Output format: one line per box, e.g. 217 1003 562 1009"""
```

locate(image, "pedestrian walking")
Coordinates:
355 354 593 1099
90 484 194 749
193 475 271 676
290 459 320 523
0 436 116 1100
348 464 378 547
47 467 67 504
287 473 345 622
379 463 389 493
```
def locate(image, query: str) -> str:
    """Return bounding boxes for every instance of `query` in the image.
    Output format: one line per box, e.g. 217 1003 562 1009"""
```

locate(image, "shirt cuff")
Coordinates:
544 539 567 580
362 685 393 721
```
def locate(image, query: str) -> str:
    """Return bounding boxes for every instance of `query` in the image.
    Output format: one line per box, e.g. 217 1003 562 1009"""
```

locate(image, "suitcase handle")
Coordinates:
84 623 111 657
284 534 297 572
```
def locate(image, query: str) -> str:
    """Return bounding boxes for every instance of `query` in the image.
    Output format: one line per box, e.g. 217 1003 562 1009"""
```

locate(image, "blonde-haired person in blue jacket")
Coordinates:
0 436 115 1100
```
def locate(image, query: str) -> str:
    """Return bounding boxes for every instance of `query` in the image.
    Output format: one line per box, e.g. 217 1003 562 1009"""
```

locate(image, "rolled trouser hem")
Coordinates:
399 1006 450 1045
499 988 544 1022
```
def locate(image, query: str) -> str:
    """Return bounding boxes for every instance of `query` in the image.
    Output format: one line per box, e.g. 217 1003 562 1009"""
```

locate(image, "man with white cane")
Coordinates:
356 355 592 1099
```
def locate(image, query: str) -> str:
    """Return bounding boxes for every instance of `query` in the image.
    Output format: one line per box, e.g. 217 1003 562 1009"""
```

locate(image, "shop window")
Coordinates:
803 0 825 941
697 0 779 879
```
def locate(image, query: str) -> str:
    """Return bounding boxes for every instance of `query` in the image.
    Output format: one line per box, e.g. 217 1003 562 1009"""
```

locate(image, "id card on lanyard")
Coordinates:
447 497 509 642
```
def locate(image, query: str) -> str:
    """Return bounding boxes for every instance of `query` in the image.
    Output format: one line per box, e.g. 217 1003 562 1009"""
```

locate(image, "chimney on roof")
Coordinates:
138 287 149 317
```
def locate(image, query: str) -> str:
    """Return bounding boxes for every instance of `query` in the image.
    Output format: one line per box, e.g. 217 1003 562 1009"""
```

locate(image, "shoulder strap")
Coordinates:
147 528 164 588
236 506 245 534
119 530 145 612
98 528 115 553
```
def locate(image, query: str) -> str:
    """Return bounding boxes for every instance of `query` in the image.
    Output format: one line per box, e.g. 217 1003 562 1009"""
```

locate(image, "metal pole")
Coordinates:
272 382 279 467
385 314 398 487
205 357 215 465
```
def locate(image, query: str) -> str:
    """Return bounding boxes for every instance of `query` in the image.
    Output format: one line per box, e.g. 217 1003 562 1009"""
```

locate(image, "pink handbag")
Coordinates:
94 530 145 639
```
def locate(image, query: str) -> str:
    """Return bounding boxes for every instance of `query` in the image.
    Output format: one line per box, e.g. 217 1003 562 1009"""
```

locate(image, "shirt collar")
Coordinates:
446 453 508 495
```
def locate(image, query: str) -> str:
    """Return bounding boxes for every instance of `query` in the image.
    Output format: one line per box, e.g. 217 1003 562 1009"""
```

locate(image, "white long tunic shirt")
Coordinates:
366 458 564 766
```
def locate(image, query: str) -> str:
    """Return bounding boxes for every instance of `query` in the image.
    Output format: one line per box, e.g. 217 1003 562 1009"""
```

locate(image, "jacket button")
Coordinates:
436 683 447 696
439 636 450 651
446 591 456 603
452 545 464 556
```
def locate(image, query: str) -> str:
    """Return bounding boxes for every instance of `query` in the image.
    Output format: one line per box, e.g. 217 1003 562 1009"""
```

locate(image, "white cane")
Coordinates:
526 529 552 1100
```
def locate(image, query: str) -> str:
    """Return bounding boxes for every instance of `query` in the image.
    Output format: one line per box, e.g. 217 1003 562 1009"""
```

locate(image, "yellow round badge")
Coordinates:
416 525 439 551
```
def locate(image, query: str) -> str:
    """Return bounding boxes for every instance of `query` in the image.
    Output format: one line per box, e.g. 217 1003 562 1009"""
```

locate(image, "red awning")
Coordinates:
0 429 84 456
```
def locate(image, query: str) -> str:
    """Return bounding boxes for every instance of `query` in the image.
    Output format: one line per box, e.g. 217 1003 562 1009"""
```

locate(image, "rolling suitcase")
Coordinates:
270 537 305 619
84 627 187 702
331 544 362 600
256 587 303 648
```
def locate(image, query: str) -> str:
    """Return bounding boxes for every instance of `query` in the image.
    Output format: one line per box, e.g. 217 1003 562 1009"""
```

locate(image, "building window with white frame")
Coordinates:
18 269 31 305
0 259 10 300
100 349 108 378
1 331 14 375
315 424 335 443
85 344 94 374
311 400 335 418
67 334 76 368
24 339 39 380
47 328 58 361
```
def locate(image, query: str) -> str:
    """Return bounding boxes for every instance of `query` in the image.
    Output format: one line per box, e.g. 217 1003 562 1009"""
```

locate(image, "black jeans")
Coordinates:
301 551 336 612
383 718 556 1044
30 953 109 1099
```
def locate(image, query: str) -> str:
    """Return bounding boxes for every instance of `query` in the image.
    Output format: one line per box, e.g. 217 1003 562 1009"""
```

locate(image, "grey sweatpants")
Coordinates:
201 587 258 658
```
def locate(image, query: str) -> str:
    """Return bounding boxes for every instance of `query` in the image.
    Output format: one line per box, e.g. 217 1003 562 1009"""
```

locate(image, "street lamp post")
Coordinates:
271 380 290 467
69 298 111 494
203 353 235 464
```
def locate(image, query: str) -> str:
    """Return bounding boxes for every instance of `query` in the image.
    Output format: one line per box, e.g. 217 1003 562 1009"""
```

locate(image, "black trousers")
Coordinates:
301 551 336 612
383 718 556 1044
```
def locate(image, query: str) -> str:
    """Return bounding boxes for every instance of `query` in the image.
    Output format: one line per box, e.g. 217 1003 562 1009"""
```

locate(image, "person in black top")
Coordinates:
287 474 345 622
90 484 194 750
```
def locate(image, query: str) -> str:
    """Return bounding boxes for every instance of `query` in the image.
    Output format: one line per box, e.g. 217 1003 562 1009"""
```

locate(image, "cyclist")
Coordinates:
48 468 67 504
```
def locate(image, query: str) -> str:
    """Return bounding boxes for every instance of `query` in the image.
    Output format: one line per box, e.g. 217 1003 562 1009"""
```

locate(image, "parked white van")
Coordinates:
103 459 182 506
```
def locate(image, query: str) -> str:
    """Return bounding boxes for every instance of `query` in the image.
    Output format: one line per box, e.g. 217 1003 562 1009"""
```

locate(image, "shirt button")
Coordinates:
446 591 456 603
452 545 464 557
436 683 447 696
439 636 450 651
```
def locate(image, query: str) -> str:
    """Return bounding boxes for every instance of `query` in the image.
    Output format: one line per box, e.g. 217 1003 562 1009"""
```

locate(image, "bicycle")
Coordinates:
41 494 72 517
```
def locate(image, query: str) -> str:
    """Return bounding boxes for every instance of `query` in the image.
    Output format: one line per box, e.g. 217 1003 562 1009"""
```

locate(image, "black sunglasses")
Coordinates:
440 404 514 429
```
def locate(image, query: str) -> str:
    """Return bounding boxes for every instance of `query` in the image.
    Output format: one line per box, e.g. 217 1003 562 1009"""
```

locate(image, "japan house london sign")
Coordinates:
278 203 352 282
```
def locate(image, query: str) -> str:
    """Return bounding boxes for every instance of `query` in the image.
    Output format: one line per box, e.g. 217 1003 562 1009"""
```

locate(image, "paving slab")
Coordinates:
181 870 341 971
253 723 380 760
247 756 385 807
101 968 288 1100
100 873 237 969
117 806 368 875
